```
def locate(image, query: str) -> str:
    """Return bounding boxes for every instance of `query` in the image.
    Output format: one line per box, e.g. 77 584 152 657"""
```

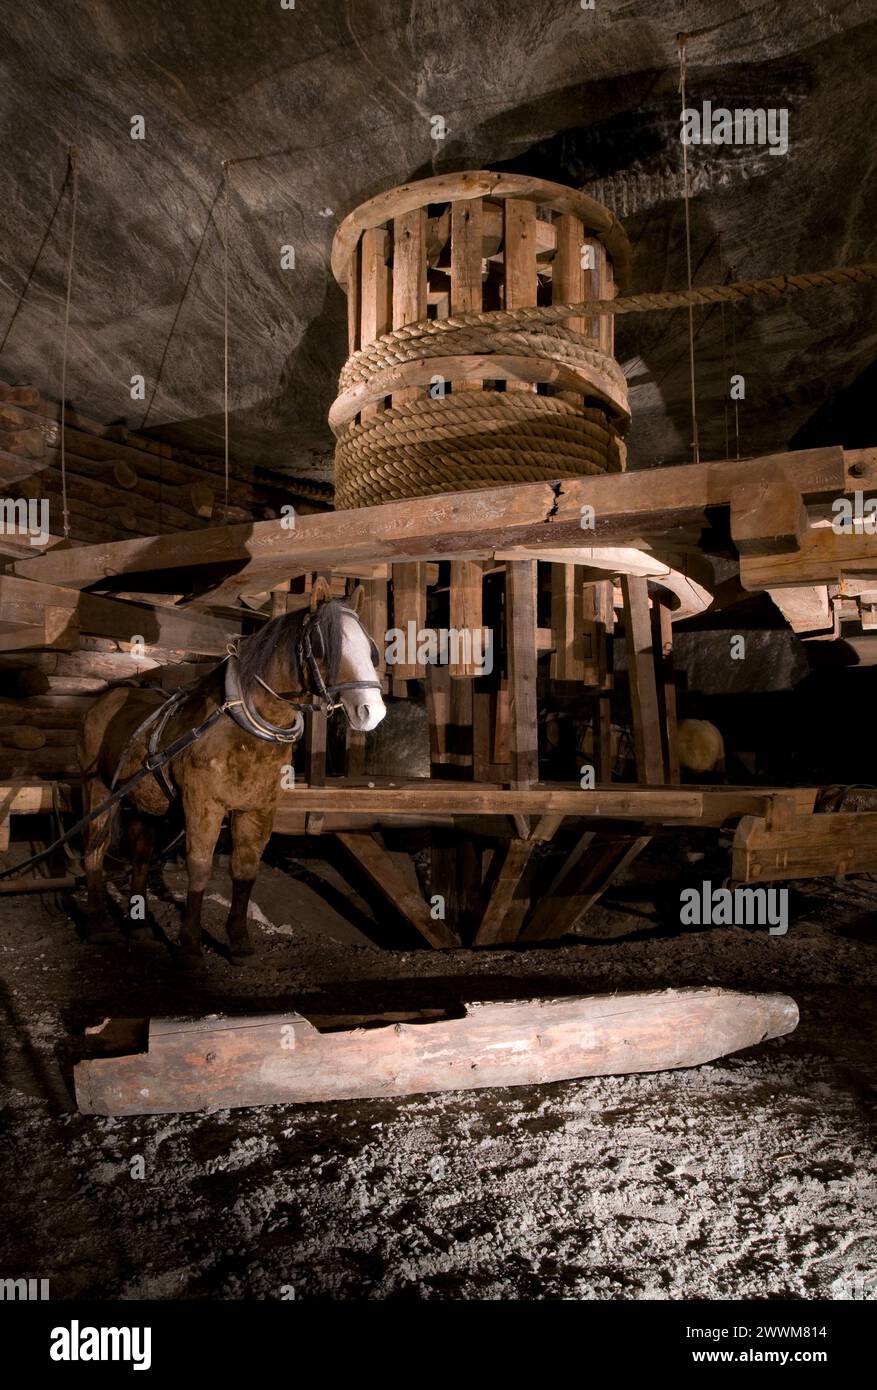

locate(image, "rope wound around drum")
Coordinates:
330 172 631 510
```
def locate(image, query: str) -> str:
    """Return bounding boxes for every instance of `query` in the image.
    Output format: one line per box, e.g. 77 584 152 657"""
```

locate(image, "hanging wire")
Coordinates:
729 262 741 458
59 145 80 540
222 159 230 522
677 34 700 464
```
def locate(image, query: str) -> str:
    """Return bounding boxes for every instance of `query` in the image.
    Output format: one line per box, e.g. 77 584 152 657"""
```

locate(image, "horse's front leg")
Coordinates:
225 806 276 959
82 778 119 939
178 794 225 964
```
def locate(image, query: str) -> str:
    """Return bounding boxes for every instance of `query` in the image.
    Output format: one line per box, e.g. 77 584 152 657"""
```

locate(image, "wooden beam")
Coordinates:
451 197 484 393
11 446 856 593
651 596 680 784
473 837 538 946
620 574 664 785
74 988 799 1115
741 521 877 590
505 561 539 795
335 831 459 948
732 811 877 882
731 474 809 556
550 563 585 681
392 208 427 409
521 833 651 941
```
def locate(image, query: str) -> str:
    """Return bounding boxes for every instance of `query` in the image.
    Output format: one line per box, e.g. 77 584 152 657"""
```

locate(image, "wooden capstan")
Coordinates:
329 170 631 510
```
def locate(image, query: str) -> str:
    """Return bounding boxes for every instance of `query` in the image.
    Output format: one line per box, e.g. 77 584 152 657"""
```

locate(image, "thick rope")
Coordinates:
333 258 876 508
334 394 624 510
338 325 627 399
343 262 877 364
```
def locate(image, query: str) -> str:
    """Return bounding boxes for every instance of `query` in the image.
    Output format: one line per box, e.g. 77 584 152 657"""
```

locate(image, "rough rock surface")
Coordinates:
0 850 874 1300
1 1 875 482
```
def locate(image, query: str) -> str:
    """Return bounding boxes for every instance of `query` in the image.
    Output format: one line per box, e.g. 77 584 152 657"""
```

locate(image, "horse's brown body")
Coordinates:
76 593 384 962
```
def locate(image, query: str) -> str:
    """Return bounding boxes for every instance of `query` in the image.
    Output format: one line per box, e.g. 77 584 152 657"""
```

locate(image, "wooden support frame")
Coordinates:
336 831 459 948
620 573 665 785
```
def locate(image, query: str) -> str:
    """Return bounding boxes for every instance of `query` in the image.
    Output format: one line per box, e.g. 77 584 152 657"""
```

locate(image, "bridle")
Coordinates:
225 604 384 744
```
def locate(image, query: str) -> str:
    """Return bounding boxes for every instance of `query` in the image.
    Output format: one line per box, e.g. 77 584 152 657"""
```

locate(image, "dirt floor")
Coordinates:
0 833 875 1301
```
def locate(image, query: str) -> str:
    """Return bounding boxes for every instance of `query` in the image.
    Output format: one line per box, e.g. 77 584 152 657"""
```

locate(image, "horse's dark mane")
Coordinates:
237 599 349 694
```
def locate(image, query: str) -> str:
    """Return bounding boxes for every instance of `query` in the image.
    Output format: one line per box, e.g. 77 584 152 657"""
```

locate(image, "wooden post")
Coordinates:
620 573 664 785
651 596 680 784
505 561 539 788
390 561 427 689
550 563 585 682
449 559 486 677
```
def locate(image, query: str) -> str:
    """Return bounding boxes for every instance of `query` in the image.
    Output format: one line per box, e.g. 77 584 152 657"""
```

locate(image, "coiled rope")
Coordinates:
332 260 877 510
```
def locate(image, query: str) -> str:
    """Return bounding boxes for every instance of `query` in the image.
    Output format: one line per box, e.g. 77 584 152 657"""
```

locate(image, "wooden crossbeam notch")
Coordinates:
730 474 808 556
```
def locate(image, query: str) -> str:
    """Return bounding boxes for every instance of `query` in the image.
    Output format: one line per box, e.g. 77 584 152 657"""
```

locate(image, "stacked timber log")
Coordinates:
0 380 332 546
0 575 246 779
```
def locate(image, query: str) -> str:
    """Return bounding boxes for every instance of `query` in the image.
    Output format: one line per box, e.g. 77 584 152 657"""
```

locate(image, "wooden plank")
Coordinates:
390 561 426 683
473 837 537 945
741 522 877 590
74 988 799 1115
731 474 808 556
360 226 390 424
503 199 538 393
346 245 360 356
620 574 664 785
651 597 680 784
522 833 651 941
732 812 877 882
392 208 427 408
449 559 486 676
336 831 458 948
552 212 588 338
505 561 538 787
550 563 585 681
451 197 483 392
11 446 853 593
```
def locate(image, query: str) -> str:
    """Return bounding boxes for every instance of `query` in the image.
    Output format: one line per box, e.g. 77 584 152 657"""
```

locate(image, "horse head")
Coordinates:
307 579 386 732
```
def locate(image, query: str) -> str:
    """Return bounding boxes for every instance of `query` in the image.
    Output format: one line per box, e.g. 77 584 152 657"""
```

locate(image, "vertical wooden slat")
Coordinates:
597 246 615 358
552 213 587 337
620 574 665 785
390 561 426 684
449 559 485 677
505 561 539 787
392 208 427 408
360 227 390 424
451 198 483 392
346 245 361 356
550 563 585 682
652 597 680 784
346 575 388 777
503 199 537 393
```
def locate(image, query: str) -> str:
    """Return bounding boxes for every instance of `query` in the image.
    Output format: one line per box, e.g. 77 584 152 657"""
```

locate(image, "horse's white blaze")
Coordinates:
339 611 386 732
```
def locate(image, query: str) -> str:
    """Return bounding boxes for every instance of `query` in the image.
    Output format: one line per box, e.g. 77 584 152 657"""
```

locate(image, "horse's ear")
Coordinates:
348 583 365 616
309 575 332 613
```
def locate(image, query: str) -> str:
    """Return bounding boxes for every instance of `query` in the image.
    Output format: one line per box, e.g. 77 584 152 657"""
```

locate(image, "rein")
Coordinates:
0 602 383 884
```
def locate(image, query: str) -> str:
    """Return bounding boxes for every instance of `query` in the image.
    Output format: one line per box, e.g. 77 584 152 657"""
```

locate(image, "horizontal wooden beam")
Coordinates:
74 988 798 1115
10 445 860 594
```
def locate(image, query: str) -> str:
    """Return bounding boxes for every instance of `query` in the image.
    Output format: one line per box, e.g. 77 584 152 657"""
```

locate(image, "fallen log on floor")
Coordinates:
74 987 798 1116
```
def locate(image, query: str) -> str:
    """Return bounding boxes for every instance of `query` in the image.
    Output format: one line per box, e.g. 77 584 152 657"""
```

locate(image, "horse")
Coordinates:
76 581 386 962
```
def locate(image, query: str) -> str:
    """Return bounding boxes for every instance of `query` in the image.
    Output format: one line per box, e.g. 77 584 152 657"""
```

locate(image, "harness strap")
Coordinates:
0 705 228 882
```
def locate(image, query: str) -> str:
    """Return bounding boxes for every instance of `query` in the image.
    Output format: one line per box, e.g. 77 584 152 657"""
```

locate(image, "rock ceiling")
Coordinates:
1 0 875 486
